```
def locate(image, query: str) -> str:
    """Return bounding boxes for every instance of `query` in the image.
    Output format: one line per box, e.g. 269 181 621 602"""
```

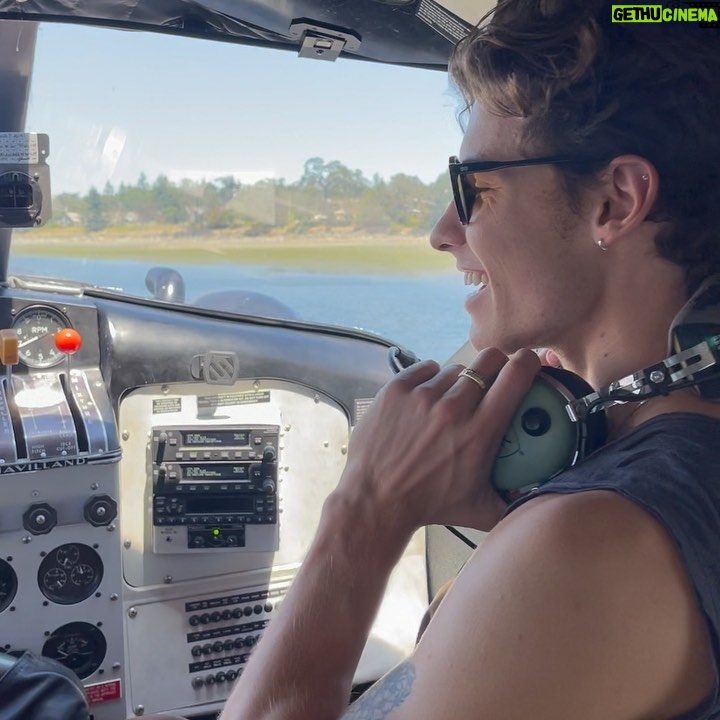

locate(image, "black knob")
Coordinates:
232 608 243 619
202 644 213 655
262 479 276 494
226 669 238 681
191 646 202 657
264 602 273 613
205 674 216 685
233 637 244 649
22 503 57 535
212 641 223 653
222 609 232 620
223 639 234 651
84 495 118 527
244 635 257 648
199 613 211 624
253 604 263 615
211 611 222 622
191 677 204 690
189 615 201 626
262 447 276 463
243 606 253 617
215 671 227 683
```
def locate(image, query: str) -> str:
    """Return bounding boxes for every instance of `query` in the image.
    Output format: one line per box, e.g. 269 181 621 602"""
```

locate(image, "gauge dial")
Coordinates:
0 559 18 612
42 622 106 678
12 305 71 369
38 543 103 604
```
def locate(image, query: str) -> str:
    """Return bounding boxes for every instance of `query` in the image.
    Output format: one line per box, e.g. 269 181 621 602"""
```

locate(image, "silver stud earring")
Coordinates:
597 238 608 251
641 174 649 181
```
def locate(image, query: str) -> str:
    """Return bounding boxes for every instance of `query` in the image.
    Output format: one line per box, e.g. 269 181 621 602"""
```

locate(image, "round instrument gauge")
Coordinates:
0 559 18 613
42 622 106 679
38 543 103 604
12 305 71 369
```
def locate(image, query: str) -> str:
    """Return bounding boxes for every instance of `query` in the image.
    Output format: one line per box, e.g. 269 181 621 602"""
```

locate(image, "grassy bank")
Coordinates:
12 229 454 274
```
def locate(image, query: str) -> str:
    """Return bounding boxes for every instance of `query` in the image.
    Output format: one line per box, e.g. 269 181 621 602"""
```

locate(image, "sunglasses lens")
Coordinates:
460 174 477 220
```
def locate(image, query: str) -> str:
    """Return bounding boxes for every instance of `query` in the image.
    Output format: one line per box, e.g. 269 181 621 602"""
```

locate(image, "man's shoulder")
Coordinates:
408 490 714 719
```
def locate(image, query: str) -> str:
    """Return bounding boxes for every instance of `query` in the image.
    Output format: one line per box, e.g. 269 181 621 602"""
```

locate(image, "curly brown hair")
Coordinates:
450 0 720 293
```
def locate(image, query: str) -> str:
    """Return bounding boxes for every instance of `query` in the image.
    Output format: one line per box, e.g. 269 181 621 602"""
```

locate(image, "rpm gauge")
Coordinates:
12 305 71 369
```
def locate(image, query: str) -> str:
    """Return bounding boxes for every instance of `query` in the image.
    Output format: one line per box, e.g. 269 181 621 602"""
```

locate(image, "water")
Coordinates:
8 255 472 362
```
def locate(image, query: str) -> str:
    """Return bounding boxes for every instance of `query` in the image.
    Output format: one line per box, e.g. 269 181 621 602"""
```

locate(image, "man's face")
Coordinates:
431 103 604 354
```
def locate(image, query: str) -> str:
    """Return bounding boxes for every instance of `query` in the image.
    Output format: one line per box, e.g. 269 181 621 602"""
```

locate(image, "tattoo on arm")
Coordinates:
342 662 416 719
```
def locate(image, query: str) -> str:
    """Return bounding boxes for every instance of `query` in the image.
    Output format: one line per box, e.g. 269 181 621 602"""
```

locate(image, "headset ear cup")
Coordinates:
540 366 608 456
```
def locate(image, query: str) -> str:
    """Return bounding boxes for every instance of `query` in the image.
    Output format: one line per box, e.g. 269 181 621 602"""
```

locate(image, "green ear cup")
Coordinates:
490 373 580 495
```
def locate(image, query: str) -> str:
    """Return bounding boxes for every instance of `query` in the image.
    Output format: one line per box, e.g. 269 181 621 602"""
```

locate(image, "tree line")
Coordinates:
50 157 453 235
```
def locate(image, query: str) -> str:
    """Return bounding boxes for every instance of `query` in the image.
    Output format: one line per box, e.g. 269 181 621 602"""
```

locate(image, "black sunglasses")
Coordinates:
448 155 596 225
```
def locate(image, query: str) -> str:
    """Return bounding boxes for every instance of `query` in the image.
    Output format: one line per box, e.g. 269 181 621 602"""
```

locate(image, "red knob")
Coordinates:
54 328 82 354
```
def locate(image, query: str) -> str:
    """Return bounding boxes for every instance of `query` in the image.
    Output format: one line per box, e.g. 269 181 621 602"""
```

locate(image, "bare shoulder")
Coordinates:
354 491 714 720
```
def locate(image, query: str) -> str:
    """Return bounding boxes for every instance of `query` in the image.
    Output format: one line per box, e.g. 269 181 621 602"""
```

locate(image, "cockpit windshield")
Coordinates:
12 22 469 361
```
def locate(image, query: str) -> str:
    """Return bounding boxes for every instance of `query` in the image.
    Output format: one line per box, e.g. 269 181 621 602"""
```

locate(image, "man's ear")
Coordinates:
590 156 658 249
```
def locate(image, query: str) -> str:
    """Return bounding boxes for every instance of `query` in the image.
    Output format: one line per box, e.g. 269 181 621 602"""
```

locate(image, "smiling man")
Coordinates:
220 1 720 719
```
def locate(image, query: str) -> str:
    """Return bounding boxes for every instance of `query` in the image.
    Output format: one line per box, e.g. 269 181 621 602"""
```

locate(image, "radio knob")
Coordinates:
232 608 243 619
189 615 201 626
200 613 211 624
202 643 213 655
244 635 257 648
205 674 216 686
262 447 276 463
262 479 276 494
211 611 222 622
233 637 245 649
222 609 232 620
191 645 203 657
226 669 238 682
213 641 224 653
215 672 227 683
223 639 234 652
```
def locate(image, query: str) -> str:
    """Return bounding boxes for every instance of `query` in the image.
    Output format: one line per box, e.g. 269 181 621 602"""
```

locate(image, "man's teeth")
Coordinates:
464 271 488 288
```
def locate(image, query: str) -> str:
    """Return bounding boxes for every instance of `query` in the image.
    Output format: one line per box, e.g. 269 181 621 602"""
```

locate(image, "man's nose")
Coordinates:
429 201 464 252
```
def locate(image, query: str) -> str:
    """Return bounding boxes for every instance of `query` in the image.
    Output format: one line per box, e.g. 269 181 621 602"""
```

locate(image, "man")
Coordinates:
221 1 720 718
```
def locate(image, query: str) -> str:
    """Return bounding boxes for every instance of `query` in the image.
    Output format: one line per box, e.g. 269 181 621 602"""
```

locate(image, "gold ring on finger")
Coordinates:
458 367 488 391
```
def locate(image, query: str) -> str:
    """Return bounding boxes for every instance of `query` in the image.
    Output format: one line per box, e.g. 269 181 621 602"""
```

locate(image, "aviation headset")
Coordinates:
492 274 720 496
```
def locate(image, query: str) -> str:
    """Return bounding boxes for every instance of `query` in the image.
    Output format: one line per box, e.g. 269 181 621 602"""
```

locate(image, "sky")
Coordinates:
25 22 466 195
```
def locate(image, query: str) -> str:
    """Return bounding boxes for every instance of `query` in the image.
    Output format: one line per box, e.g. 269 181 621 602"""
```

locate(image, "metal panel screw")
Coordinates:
122 430 130 441
128 607 137 618
123 540 132 549
649 369 665 383
164 575 173 584
110 593 119 601
134 705 145 715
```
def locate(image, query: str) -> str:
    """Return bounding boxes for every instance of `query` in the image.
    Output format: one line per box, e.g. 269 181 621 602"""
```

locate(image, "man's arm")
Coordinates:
220 349 537 720
219 489 413 720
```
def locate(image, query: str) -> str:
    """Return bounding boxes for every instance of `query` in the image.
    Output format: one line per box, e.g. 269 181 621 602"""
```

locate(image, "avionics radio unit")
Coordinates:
150 425 279 554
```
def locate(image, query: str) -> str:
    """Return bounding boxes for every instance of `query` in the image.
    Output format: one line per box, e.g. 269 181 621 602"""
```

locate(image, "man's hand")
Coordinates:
336 346 541 536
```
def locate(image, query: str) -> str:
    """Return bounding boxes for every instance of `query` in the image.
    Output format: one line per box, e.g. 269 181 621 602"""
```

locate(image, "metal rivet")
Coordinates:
649 369 665 383
128 607 138 618
121 430 130 441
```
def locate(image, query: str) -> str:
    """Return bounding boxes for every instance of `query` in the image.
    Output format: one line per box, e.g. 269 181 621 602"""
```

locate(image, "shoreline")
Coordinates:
11 231 454 273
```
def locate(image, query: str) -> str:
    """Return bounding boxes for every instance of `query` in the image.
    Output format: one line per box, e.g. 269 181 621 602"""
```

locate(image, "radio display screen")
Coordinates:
185 496 254 514
181 464 249 480
182 430 250 447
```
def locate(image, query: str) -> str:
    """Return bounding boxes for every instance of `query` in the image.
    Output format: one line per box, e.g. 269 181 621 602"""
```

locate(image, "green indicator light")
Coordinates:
213 528 220 536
